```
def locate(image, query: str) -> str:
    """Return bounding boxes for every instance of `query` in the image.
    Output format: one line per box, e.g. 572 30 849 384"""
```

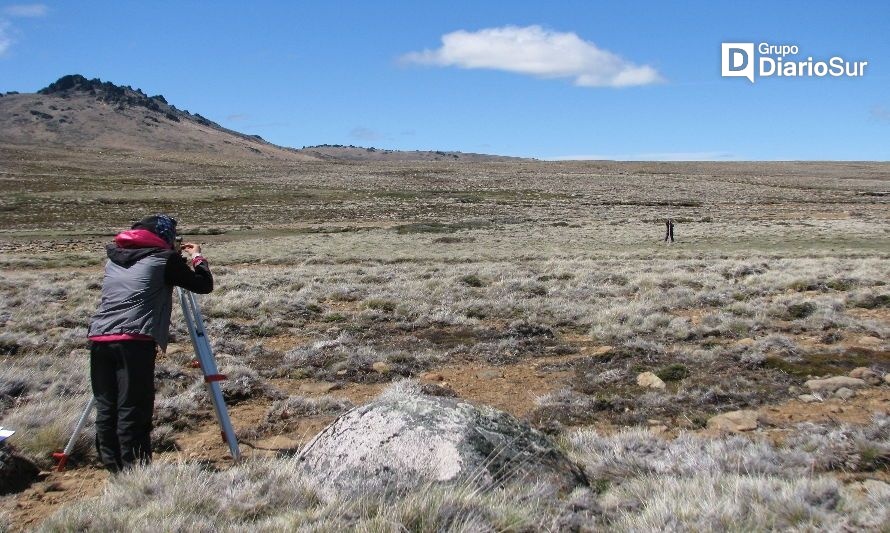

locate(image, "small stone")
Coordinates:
254 435 300 452
165 344 184 356
707 410 759 432
474 369 503 380
421 372 444 382
849 367 881 385
299 382 339 394
798 394 820 403
856 336 881 347
335 369 348 376
884 373 890 385
805 376 867 393
636 372 665 390
834 387 856 400
371 361 391 374
849 367 873 379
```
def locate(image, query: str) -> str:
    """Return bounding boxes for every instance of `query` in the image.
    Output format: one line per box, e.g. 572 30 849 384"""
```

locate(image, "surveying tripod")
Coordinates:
54 287 240 471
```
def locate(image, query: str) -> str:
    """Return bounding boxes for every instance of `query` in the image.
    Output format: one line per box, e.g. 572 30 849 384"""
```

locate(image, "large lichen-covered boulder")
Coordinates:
299 383 587 494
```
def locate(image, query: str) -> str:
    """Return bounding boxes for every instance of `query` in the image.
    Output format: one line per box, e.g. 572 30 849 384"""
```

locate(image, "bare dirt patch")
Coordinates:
3 467 107 532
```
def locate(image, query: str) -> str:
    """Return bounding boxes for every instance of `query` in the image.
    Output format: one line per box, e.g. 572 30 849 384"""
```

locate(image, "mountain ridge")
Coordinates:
0 75 531 163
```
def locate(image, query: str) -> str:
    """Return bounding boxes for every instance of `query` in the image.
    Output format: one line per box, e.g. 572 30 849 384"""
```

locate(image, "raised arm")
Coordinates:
164 243 213 294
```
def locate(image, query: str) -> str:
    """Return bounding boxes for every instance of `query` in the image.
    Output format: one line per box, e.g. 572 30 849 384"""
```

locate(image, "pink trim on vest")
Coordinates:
192 256 207 267
115 229 172 250
89 333 154 342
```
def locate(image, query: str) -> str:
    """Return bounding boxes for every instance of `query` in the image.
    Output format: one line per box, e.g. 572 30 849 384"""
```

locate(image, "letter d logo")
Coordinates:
722 43 755 83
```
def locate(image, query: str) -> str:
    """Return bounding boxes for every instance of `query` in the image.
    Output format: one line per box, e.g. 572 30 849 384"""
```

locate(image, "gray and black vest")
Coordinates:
88 246 176 350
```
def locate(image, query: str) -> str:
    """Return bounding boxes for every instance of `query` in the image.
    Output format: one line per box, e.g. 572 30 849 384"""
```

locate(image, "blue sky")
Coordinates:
1 1 887 160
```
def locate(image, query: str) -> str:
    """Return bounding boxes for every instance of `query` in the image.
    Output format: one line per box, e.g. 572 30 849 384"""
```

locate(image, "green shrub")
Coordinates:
365 299 396 313
460 274 485 288
656 363 690 382
852 294 890 309
786 302 816 319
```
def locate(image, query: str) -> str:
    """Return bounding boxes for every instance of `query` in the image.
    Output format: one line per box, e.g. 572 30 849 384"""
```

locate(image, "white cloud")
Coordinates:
548 151 738 161
0 4 47 57
401 25 662 88
0 21 11 56
3 4 48 17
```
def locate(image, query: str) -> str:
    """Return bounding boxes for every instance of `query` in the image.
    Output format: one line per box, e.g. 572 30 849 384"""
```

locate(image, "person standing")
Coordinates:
664 218 675 243
87 214 213 472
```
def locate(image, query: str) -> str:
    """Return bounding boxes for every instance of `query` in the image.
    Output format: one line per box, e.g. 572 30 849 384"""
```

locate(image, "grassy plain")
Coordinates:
1 146 888 530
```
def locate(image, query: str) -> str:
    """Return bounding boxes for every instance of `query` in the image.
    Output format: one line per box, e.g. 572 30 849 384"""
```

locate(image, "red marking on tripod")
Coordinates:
52 452 69 471
204 374 227 382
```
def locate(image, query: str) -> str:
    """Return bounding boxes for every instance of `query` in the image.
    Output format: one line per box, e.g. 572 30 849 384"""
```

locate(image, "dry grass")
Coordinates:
1 157 889 529
35 416 890 531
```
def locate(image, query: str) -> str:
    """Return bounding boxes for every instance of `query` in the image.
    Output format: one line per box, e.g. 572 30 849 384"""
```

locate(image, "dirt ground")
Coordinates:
5 354 888 531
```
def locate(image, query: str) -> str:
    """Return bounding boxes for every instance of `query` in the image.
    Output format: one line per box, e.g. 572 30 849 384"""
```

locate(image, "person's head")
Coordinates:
132 214 178 247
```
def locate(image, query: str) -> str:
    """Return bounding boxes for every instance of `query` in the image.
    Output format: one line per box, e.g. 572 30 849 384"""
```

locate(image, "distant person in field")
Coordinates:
664 218 675 243
88 214 213 473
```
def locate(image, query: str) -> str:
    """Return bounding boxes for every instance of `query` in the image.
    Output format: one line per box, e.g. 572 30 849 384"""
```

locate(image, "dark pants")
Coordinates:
90 341 156 473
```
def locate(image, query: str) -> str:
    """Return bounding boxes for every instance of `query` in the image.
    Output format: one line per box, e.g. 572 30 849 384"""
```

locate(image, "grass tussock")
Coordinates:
37 417 890 531
37 458 559 532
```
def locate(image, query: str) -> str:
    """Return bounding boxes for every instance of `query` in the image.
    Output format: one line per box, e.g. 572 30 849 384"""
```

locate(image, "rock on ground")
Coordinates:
0 443 39 495
849 367 882 385
856 336 882 347
299 383 587 495
706 410 759 432
805 376 867 393
636 372 666 389
833 387 856 400
798 394 820 403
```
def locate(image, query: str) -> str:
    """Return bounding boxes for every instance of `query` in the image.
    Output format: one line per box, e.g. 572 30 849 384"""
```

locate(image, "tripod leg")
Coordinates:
178 288 241 460
53 396 96 471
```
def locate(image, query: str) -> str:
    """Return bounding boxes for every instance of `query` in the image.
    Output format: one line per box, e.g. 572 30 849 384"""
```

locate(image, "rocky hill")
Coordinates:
0 75 530 163
0 75 314 160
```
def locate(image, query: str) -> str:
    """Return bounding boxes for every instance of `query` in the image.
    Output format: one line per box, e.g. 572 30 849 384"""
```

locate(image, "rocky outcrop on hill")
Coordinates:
38 74 223 129
0 74 313 160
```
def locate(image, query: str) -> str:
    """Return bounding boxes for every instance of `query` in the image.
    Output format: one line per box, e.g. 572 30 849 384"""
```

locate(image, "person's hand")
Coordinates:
181 242 202 258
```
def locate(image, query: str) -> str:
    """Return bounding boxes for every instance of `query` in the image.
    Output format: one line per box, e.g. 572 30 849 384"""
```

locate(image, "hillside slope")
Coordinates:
0 75 315 160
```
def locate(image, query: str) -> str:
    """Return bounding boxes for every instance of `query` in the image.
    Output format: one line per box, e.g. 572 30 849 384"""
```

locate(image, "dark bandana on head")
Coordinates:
132 214 178 246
